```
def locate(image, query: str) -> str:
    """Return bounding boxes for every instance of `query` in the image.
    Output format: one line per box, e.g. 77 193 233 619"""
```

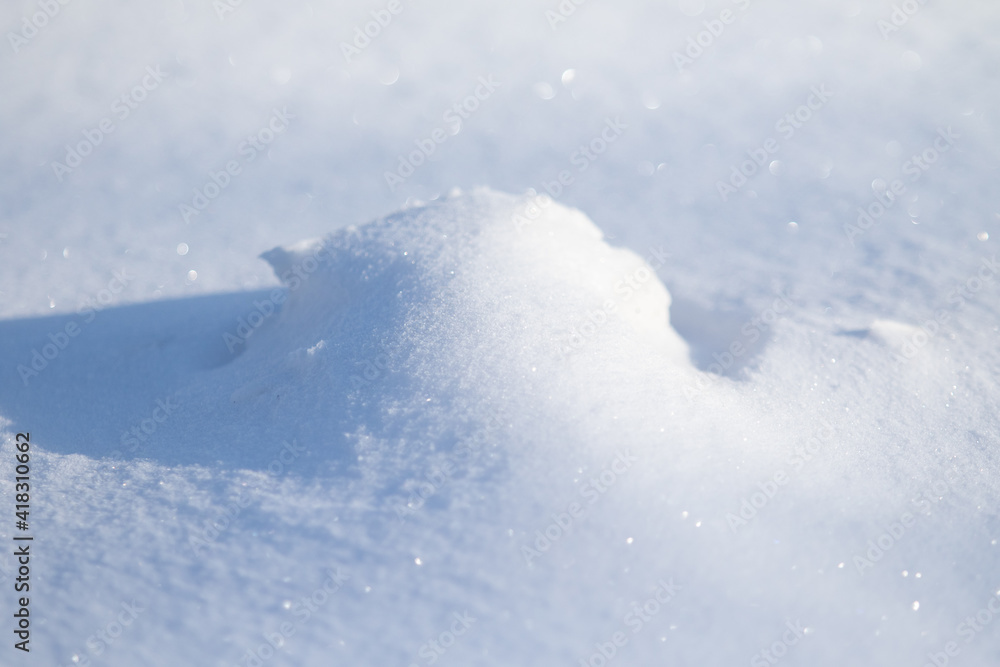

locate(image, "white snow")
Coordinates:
1 0 1000 665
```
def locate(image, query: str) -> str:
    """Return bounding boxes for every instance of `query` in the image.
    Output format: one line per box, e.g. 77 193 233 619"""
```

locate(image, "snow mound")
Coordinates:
179 187 696 470
256 186 690 368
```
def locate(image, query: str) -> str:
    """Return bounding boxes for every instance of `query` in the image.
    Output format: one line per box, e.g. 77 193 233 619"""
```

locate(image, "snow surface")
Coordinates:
2 0 1000 665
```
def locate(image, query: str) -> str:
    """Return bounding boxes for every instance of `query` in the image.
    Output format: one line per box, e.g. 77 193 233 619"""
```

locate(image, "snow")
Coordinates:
2 0 1000 665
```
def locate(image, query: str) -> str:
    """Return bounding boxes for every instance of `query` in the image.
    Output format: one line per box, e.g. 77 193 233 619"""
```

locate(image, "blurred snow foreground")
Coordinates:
2 188 998 666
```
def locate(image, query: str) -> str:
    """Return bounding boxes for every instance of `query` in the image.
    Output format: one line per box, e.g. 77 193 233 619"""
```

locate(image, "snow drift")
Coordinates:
0 189 998 667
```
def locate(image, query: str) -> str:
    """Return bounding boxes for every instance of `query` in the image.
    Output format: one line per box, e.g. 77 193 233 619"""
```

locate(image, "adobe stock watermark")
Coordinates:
408 611 476 666
578 578 680 667
521 449 638 565
187 439 307 557
921 586 1000 667
214 0 246 21
7 0 73 54
852 473 956 574
178 107 294 223
556 245 670 360
946 255 1000 311
393 407 506 522
51 65 168 182
672 0 752 72
889 254 998 368
85 600 145 660
683 292 794 402
349 345 400 392
726 421 834 533
56 599 145 667
223 238 337 353
340 0 403 62
384 75 501 192
545 0 589 31
17 269 134 386
750 620 807 667
234 567 349 667
716 84 833 202
843 126 959 244
512 116 628 232
877 0 930 39
223 289 287 354
110 392 182 458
